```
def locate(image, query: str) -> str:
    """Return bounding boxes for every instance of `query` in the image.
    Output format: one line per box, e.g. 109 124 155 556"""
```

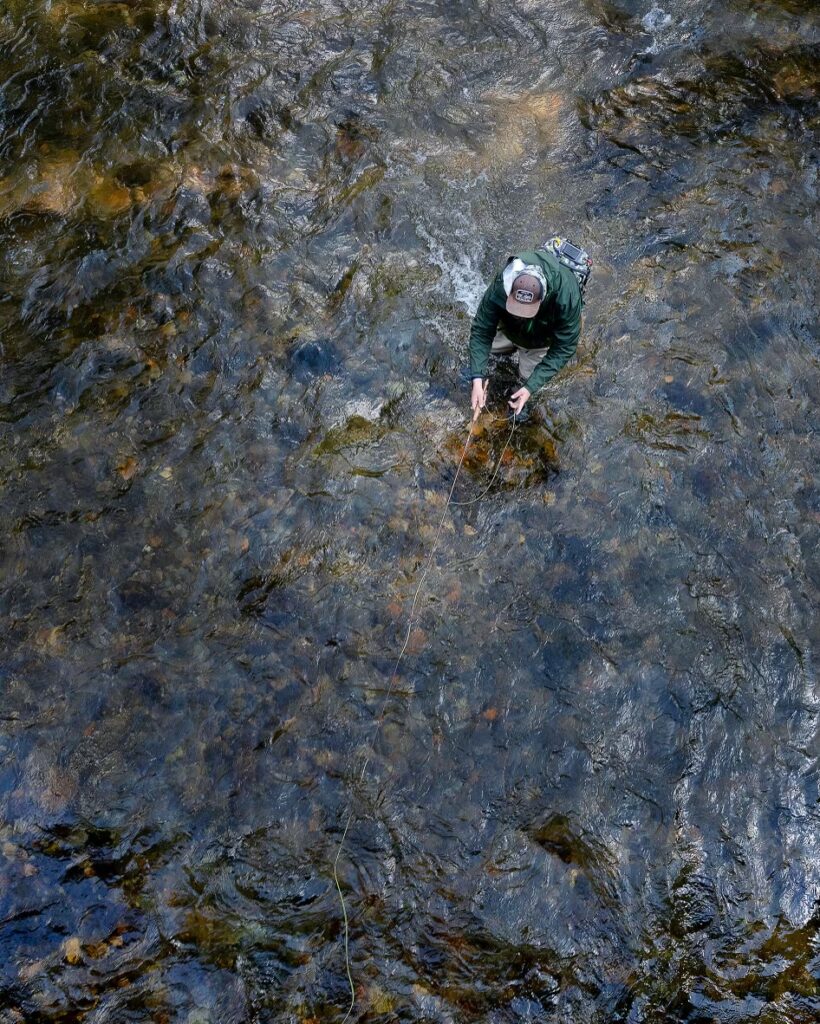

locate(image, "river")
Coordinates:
1 1 818 1021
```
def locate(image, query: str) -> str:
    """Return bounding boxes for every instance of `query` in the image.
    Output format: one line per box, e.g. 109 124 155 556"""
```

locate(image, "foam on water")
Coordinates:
642 6 672 33
641 5 674 54
418 223 488 317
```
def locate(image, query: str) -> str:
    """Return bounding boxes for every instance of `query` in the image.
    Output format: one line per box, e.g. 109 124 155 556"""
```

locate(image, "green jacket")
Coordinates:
469 249 582 395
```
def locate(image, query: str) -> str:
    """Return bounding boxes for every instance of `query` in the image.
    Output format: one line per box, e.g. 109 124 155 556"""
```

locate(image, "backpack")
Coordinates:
541 236 593 297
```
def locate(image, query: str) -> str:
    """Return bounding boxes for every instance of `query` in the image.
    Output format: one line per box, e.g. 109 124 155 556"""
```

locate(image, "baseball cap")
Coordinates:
503 259 547 318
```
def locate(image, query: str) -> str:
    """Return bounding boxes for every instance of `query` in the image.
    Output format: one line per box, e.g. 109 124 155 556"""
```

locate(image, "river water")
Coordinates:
1 1 818 1021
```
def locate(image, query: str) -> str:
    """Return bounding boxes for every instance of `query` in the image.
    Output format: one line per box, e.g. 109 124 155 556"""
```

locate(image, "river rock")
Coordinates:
87 175 132 218
63 937 82 964
18 152 82 217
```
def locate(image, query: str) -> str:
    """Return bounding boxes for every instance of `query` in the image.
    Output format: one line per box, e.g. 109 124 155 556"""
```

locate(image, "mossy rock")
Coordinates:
313 415 386 456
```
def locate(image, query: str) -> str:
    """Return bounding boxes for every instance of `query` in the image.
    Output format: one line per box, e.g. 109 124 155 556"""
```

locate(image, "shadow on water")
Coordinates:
0 0 818 1021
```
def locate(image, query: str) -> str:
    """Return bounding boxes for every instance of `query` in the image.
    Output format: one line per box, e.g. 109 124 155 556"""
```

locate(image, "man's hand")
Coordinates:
471 378 489 418
508 386 531 416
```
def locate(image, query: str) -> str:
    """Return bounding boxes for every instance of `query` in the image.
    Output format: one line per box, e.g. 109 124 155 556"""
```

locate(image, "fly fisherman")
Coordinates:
469 242 587 422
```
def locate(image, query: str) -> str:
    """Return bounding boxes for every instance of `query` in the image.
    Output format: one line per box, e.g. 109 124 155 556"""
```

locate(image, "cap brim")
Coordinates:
505 295 541 318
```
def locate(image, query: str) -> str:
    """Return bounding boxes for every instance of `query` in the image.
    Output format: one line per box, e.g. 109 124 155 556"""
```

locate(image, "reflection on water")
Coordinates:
1 0 818 1020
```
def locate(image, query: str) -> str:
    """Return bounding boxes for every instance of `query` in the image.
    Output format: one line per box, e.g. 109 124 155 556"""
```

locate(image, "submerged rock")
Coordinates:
215 163 259 200
0 151 82 218
313 414 386 456
290 338 342 382
63 937 82 965
87 175 133 218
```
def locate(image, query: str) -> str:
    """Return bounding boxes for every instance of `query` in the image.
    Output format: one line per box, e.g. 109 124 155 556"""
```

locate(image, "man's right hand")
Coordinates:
471 378 488 416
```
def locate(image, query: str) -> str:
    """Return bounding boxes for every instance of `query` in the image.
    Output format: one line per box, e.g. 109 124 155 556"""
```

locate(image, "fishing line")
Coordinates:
332 399 516 1022
450 416 516 506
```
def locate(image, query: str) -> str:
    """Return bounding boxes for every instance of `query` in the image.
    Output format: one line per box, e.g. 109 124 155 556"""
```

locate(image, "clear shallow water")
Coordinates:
0 1 818 1021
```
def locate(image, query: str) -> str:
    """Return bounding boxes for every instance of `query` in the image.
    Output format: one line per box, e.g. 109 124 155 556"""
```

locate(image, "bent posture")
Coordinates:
469 246 583 419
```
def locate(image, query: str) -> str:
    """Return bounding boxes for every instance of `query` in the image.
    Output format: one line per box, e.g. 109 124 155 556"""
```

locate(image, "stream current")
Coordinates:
0 1 818 1021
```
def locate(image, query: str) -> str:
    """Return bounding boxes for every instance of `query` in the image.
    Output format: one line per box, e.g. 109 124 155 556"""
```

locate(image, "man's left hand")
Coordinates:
508 387 531 416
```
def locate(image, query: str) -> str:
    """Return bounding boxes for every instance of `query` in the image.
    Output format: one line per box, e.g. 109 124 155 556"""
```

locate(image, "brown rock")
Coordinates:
181 165 213 194
87 176 132 218
217 163 258 199
64 937 82 965
21 152 82 216
116 456 138 481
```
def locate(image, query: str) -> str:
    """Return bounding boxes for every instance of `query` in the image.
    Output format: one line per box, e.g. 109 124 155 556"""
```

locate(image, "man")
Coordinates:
469 246 583 420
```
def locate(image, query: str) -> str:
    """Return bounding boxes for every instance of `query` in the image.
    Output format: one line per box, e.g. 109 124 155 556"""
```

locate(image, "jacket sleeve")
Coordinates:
523 302 581 394
468 278 502 378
